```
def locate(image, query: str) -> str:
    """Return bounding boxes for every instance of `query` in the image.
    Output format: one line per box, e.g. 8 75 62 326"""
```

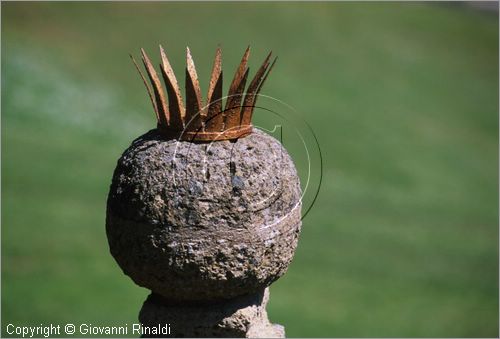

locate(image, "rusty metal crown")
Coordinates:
131 46 276 142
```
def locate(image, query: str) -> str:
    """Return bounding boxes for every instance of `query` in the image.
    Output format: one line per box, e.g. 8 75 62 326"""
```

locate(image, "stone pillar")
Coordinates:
139 288 284 338
106 127 301 337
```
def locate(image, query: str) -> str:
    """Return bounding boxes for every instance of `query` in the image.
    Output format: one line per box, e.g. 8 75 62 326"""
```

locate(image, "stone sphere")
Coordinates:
106 128 302 301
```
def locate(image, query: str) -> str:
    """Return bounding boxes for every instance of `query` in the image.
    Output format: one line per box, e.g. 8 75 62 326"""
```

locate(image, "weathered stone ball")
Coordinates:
106 128 302 301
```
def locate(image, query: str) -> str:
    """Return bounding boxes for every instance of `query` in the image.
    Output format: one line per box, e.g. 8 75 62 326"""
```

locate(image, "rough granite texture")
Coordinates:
106 128 302 301
139 288 284 338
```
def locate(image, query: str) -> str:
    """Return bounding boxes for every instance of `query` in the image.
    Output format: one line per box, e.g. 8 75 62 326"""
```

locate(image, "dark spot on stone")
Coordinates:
188 179 203 195
231 175 244 189
231 175 245 195
184 209 201 225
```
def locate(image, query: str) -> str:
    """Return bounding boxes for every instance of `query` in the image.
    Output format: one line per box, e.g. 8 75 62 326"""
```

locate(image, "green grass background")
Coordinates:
2 2 498 337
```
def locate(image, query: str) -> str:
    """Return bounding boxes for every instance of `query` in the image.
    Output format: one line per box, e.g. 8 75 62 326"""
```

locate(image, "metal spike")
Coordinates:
205 47 223 132
242 56 277 126
256 56 277 96
159 45 185 130
141 48 169 126
223 47 250 130
130 54 159 122
241 51 272 126
224 67 249 130
225 46 250 112
185 47 203 132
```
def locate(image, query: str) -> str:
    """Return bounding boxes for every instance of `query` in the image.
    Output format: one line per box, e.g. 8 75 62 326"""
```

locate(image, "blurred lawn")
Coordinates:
1 2 498 337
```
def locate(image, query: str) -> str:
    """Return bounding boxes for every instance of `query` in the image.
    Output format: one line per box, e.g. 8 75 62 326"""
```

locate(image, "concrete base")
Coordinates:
139 288 285 338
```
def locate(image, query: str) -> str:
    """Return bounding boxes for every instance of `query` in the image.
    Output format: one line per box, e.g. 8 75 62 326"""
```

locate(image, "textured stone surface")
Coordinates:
106 128 302 301
139 288 284 338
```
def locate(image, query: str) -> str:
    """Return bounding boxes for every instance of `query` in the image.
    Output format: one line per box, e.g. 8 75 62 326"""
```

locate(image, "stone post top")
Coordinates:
107 128 302 301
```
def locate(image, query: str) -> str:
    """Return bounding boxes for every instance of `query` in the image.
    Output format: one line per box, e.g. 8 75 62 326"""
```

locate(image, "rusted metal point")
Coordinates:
131 46 277 142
